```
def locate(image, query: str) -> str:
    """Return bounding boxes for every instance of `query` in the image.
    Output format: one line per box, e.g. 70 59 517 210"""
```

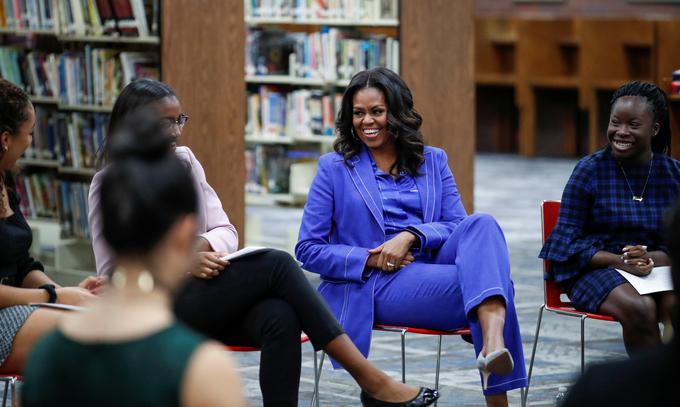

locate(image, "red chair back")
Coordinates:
541 201 574 309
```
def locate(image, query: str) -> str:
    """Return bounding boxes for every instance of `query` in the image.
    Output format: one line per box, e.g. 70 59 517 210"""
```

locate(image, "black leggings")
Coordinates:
174 249 344 407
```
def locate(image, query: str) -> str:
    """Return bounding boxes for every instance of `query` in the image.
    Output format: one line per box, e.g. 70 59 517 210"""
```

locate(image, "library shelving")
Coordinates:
243 0 401 208
162 0 475 244
1 0 161 281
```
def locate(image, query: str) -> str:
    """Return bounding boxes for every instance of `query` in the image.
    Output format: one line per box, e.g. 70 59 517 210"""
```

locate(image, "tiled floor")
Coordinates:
243 154 627 406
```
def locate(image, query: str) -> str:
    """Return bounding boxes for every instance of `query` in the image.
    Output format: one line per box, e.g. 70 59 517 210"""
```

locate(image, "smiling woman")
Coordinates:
540 81 680 355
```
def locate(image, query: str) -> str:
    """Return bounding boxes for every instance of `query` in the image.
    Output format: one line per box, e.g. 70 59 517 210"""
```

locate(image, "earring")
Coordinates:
351 128 358 140
111 268 155 293
137 270 155 293
1 145 7 152
111 270 127 288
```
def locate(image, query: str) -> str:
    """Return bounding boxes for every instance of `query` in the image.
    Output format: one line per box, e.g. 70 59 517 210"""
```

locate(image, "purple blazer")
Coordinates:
295 145 467 358
88 146 239 277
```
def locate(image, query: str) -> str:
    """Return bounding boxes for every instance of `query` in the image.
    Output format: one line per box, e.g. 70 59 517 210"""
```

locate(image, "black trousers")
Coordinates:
174 249 344 407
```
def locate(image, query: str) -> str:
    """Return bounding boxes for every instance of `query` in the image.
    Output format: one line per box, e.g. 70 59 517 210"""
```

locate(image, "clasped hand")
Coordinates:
367 232 417 273
620 245 654 276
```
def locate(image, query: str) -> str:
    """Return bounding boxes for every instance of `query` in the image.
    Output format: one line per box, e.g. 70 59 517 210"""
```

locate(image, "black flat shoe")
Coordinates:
360 387 440 407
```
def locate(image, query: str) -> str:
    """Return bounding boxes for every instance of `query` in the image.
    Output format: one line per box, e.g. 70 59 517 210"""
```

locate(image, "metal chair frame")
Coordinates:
0 375 20 407
522 201 616 407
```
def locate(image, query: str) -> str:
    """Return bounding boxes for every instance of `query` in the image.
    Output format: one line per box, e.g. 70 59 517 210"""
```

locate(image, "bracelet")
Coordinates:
39 284 57 303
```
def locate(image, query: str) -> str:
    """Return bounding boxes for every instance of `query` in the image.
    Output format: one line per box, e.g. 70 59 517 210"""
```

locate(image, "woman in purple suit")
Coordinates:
88 79 438 407
296 68 526 407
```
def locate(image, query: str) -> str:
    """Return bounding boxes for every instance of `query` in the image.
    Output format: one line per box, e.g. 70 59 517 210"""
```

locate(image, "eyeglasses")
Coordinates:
160 113 189 130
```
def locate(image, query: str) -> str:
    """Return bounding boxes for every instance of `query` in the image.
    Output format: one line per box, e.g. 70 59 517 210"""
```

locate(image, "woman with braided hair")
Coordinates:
540 81 680 353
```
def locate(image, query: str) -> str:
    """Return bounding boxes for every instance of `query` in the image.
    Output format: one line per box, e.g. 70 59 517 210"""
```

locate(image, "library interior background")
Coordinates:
2 0 680 406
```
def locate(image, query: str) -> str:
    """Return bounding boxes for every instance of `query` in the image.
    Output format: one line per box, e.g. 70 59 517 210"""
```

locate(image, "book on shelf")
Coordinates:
246 27 399 81
247 85 340 139
0 45 158 105
245 0 398 21
22 109 107 169
58 180 90 240
54 112 107 169
15 172 59 219
0 0 159 37
24 106 58 160
245 144 320 195
0 47 59 97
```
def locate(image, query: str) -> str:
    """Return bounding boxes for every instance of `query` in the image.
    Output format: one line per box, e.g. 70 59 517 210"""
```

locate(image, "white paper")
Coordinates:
615 266 673 295
221 246 269 262
29 303 86 312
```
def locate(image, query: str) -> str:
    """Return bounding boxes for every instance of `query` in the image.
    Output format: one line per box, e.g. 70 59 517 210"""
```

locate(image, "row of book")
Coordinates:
245 145 321 194
24 108 108 169
0 46 158 105
15 173 91 240
246 27 399 81
0 0 159 37
246 0 398 21
247 86 340 138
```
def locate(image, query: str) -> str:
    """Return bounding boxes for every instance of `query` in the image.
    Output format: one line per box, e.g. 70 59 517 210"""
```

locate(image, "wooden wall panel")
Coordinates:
656 20 680 160
401 0 475 212
162 0 246 245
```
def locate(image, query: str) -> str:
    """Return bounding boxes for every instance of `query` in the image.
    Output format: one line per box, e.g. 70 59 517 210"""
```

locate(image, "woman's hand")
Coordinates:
78 276 106 295
620 257 654 276
56 287 97 305
193 252 230 280
368 232 417 272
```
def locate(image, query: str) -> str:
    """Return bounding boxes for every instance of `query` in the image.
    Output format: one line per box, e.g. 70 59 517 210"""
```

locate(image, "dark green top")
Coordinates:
22 322 205 407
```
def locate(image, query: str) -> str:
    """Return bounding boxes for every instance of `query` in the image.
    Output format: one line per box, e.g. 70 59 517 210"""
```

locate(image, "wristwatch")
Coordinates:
39 284 57 303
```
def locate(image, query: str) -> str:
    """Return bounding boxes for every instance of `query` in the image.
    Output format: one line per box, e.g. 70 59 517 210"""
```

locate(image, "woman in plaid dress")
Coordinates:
540 81 680 353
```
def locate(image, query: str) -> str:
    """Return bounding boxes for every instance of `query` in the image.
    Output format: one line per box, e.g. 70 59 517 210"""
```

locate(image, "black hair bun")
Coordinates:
107 109 173 163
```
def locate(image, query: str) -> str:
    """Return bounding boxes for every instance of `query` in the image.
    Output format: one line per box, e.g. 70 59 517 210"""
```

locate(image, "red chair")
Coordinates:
523 201 616 406
311 325 471 407
0 375 21 407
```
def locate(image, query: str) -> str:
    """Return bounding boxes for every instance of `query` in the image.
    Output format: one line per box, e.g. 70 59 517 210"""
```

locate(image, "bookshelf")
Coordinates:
1 0 161 281
242 1 401 209
162 0 475 247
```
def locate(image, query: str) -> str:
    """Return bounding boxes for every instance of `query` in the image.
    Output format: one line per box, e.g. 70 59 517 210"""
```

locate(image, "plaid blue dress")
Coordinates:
539 148 680 312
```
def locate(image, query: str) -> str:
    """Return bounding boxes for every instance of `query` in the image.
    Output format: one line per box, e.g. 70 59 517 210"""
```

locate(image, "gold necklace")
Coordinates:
617 153 653 202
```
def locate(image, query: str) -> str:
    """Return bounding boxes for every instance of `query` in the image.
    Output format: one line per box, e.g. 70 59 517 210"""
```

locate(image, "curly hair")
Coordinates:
0 79 31 216
334 67 425 176
610 81 671 155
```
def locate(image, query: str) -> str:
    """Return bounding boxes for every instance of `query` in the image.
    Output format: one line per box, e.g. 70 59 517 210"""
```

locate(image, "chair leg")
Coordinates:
580 315 586 375
523 304 545 407
2 379 9 407
400 329 407 384
310 352 325 407
10 380 15 407
434 334 443 407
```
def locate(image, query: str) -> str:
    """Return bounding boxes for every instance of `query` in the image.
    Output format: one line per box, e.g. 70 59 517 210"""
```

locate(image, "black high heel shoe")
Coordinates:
360 387 439 407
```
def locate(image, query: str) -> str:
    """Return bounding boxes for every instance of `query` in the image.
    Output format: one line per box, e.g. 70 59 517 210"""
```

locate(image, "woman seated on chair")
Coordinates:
0 79 103 377
540 81 680 354
296 67 527 407
87 79 438 407
21 118 246 406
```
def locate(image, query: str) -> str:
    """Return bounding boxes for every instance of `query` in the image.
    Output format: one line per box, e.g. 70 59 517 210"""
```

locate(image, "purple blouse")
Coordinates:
88 146 239 277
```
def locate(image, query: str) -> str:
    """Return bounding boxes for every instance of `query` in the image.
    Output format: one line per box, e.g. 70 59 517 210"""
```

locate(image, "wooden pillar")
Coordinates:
162 0 246 245
400 0 475 212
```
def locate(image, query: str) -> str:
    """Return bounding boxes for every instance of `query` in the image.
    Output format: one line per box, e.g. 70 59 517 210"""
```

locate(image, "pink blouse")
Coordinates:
88 146 239 277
